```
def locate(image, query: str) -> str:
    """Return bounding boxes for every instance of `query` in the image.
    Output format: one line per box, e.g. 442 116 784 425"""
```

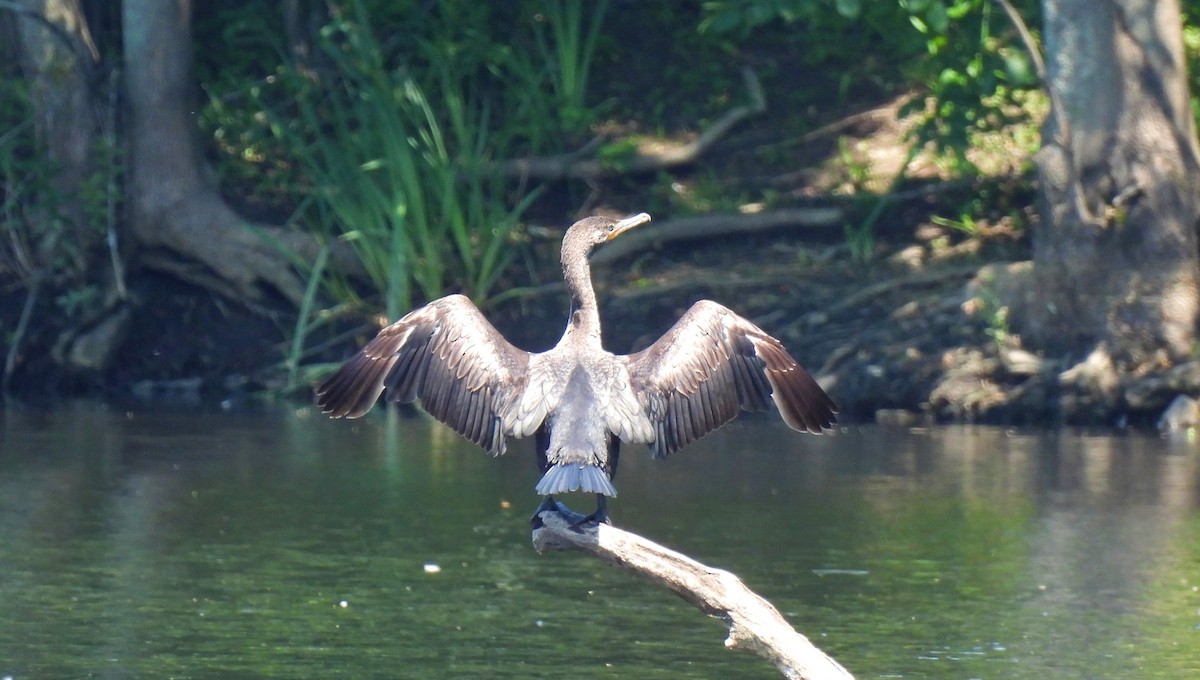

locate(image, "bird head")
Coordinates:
606 212 652 241
563 213 652 258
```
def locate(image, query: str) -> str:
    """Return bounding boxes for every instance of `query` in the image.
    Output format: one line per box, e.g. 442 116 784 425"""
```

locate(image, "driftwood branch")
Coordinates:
496 67 767 181
592 208 843 264
532 511 855 680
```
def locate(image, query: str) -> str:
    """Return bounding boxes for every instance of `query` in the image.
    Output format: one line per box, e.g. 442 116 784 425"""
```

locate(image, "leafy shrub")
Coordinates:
701 0 1040 170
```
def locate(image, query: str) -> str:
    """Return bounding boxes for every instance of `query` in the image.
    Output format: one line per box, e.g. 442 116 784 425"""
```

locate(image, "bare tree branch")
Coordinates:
592 208 843 264
532 511 855 680
496 67 767 181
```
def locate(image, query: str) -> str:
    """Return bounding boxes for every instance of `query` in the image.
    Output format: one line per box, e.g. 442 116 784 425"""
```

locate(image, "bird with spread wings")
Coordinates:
317 213 837 525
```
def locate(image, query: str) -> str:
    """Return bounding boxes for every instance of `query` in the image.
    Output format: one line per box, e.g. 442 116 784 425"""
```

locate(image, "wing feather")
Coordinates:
316 295 532 455
625 300 837 459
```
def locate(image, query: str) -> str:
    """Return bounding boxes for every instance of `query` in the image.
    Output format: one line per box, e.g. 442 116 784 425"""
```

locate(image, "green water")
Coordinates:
1 404 1198 678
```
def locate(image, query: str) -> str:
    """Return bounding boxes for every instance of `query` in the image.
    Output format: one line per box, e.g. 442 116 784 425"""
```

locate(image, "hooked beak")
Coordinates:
607 212 652 240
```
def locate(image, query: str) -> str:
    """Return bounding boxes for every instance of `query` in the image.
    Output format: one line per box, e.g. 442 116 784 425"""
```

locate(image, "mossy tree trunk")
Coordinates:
1027 0 1200 366
11 0 100 273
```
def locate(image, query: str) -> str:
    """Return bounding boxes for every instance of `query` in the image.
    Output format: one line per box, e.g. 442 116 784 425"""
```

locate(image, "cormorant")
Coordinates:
316 213 837 525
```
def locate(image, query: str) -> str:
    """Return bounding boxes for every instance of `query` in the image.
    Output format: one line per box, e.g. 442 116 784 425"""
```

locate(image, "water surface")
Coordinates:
1 405 1198 678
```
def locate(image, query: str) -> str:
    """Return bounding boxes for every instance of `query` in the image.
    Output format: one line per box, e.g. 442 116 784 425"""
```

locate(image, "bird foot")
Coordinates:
565 494 610 529
530 495 608 530
570 507 609 528
530 496 585 529
576 494 610 527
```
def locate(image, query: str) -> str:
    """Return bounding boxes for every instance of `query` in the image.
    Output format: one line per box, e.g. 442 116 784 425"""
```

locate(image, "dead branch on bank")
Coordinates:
591 208 843 264
532 511 855 680
496 67 767 181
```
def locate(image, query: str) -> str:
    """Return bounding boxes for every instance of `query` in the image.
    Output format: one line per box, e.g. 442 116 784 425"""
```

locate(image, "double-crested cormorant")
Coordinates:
316 213 837 524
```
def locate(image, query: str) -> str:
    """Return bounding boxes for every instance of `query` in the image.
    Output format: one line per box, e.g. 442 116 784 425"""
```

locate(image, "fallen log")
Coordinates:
592 208 843 264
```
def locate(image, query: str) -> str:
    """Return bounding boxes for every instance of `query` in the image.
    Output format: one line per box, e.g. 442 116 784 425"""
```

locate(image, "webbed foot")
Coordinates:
530 495 610 530
531 495 588 529
568 495 609 528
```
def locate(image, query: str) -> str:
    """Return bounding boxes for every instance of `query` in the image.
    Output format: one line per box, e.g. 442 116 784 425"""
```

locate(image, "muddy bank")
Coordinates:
3 90 1191 429
8 198 1187 432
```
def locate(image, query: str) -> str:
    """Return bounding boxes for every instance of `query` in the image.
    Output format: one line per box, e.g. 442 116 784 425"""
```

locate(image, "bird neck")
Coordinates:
563 251 603 345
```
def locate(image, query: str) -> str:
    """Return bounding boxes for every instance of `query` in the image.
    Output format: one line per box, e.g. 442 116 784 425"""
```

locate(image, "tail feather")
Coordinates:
535 463 617 497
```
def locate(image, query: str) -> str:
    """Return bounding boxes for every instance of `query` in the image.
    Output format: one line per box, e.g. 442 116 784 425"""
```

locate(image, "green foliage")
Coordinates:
900 0 1040 173
509 0 611 146
702 0 1040 259
658 169 751 215
836 136 873 188
53 285 103 320
0 75 116 300
268 4 542 321
0 81 60 283
843 218 876 262
702 0 938 69
198 0 611 161
0 104 44 285
703 0 1039 171
1181 2 1200 122
977 288 1010 346
931 179 1028 240
190 0 628 381
197 0 617 318
931 212 980 236
0 70 124 390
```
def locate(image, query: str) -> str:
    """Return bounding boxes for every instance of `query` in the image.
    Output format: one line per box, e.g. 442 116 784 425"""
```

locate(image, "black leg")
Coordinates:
569 494 609 527
529 428 614 530
535 424 550 473
607 437 620 481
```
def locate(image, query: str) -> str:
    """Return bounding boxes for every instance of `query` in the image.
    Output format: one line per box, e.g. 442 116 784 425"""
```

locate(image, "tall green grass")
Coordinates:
243 0 623 385
273 5 540 322
517 0 611 145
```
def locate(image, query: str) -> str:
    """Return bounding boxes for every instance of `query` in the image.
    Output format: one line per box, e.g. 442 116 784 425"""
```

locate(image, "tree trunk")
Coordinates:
12 0 100 272
1026 0 1200 366
123 0 306 304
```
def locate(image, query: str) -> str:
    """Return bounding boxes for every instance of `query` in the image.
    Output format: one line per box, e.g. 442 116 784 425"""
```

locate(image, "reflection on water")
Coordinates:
1 404 1198 678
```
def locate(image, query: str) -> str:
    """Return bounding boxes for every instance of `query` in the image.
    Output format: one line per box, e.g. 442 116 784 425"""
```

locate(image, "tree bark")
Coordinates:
123 0 306 303
11 0 99 271
1025 0 1200 365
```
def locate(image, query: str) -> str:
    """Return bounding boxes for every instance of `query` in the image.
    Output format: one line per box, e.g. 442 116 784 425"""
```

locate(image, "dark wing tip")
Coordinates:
754 339 837 433
769 364 838 433
315 353 391 418
628 300 840 457
314 322 416 419
315 296 527 456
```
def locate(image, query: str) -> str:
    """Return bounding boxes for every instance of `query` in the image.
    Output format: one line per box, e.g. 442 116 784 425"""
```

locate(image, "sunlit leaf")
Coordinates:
925 1 950 33
835 0 861 20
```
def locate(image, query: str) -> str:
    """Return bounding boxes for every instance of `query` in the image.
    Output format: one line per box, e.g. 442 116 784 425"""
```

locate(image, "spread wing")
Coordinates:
624 300 837 459
315 294 532 456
